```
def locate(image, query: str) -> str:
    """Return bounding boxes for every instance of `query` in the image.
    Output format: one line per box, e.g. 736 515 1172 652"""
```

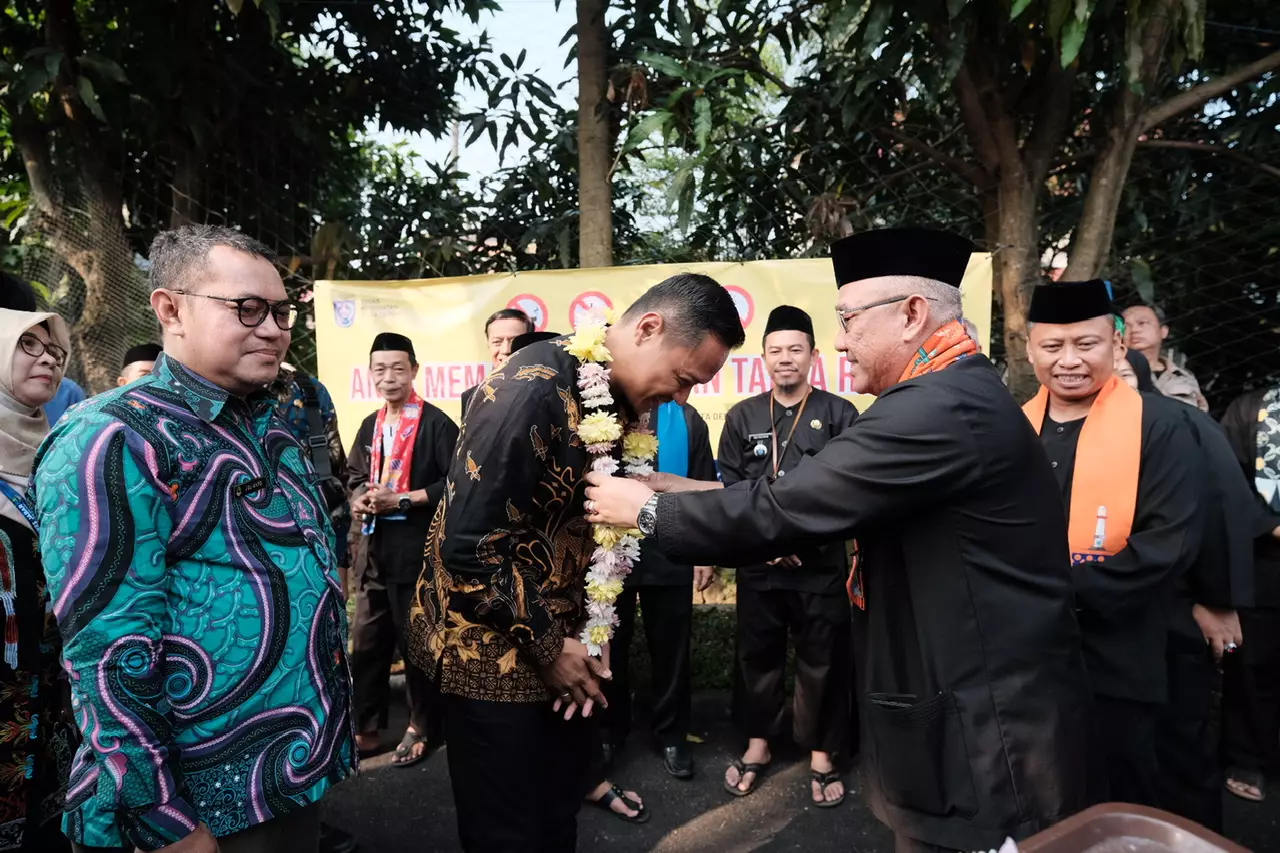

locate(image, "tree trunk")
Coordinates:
576 0 613 268
992 172 1041 403
169 143 203 228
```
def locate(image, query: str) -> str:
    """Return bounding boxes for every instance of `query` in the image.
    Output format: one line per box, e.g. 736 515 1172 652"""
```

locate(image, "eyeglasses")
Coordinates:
18 333 68 368
171 290 299 330
835 295 936 332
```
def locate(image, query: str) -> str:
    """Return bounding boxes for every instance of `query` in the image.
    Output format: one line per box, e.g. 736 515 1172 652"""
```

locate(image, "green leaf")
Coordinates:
1180 0 1204 61
1073 0 1092 21
694 97 712 150
1130 257 1154 303
1010 0 1034 19
860 2 895 59
947 0 969 17
77 53 129 85
637 51 689 81
622 109 673 151
42 50 64 81
76 77 107 122
9 67 50 107
225 0 245 14
1047 0 1072 38
827 0 874 49
1059 15 1087 66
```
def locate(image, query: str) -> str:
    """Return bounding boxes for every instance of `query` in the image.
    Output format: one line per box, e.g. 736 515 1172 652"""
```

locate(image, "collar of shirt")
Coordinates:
154 353 275 424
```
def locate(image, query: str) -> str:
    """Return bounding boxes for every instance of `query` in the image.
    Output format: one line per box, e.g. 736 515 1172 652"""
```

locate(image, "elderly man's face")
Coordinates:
833 279 927 396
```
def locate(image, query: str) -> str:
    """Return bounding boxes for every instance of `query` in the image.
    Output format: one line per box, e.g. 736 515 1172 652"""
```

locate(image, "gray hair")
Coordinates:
148 224 275 292
874 275 963 325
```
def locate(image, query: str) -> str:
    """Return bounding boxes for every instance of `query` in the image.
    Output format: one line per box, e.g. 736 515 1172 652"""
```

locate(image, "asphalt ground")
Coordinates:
321 686 1278 852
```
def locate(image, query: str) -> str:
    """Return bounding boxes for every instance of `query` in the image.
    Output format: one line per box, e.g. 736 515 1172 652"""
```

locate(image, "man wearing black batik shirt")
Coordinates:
408 275 744 852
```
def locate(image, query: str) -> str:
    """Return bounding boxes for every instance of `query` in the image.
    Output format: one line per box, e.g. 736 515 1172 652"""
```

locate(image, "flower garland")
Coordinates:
564 322 659 655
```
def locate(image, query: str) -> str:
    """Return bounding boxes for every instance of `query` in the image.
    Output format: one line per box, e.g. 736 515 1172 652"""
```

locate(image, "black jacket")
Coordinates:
651 357 1096 848
1220 388 1280 607
347 401 458 583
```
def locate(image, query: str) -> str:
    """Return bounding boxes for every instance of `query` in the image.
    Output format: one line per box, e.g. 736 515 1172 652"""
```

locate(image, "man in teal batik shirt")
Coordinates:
33 225 355 853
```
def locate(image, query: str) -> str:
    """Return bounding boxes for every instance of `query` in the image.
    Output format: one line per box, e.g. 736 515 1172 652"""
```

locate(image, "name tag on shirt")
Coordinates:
233 476 268 499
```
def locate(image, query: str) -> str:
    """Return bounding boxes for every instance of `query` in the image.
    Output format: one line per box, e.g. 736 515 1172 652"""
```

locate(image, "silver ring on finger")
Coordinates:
1226 642 1239 653
585 500 596 513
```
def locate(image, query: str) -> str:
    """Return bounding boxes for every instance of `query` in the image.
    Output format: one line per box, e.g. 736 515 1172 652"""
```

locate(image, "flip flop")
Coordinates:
1225 769 1265 802
811 769 846 808
391 730 430 768
590 785 650 824
724 757 771 797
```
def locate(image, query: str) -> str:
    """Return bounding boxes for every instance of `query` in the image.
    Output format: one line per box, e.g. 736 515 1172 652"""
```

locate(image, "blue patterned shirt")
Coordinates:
32 354 355 849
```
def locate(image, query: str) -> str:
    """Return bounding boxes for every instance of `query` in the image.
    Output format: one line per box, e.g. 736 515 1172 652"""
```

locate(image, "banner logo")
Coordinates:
333 299 357 328
507 294 548 331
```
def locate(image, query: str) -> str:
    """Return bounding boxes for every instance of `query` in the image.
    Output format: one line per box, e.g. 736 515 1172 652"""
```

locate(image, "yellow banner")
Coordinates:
314 256 992 449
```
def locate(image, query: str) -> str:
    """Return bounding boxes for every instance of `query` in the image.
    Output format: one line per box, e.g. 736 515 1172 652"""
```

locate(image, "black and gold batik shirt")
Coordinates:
408 337 603 703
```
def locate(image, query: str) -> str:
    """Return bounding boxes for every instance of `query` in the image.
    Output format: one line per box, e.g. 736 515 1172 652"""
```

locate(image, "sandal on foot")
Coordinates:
724 758 770 797
391 731 430 768
1225 769 1265 802
811 769 845 808
591 785 650 824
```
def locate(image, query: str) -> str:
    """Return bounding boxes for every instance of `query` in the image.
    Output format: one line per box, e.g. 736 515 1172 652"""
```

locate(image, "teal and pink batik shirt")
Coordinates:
32 354 355 850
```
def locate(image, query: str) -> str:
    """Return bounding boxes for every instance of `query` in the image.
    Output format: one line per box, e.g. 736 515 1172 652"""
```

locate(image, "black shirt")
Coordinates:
718 388 859 593
1036 395 1203 703
347 401 458 583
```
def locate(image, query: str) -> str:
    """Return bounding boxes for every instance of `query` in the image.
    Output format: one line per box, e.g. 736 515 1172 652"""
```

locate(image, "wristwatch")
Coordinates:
637 494 660 537
398 495 413 513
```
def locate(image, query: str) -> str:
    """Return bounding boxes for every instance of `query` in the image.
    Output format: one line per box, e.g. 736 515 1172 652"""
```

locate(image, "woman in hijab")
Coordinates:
0 308 75 852
1118 348 1158 393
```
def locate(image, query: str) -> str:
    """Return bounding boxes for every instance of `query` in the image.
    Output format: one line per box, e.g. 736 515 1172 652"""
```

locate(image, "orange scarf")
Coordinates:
899 319 979 383
1022 376 1142 564
845 320 979 609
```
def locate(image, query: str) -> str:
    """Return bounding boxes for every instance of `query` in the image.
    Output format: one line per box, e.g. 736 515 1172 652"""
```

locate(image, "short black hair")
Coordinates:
1126 303 1167 325
484 308 534 336
0 271 37 311
622 273 746 351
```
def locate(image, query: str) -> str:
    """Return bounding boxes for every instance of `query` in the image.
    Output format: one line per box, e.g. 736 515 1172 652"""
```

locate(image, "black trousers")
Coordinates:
444 694 595 853
600 584 692 748
350 570 441 741
734 585 852 755
1155 639 1222 831
1096 694 1161 808
1222 607 1280 780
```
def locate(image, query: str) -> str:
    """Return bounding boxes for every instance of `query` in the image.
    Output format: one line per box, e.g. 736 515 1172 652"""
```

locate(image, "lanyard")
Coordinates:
769 389 811 478
0 480 38 533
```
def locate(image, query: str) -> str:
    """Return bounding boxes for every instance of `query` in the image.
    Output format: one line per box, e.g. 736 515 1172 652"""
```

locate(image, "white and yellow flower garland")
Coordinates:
564 322 658 655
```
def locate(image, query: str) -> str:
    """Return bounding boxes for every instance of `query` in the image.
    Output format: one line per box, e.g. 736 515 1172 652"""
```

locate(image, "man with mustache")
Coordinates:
348 333 458 768
1024 279 1202 809
584 228 1096 852
714 305 859 807
34 225 355 853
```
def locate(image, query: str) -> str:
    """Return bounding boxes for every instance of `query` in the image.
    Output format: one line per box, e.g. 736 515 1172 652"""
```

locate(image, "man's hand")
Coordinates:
1272 525 1280 540
1193 604 1243 662
364 483 405 515
539 637 610 719
583 472 654 527
694 566 715 592
767 555 803 568
151 822 219 853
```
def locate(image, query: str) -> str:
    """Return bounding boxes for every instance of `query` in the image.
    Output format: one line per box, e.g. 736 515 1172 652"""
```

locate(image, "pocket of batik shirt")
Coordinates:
866 689 979 818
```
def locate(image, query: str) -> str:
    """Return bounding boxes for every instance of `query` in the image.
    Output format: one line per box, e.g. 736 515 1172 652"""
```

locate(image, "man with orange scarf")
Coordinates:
347 332 458 767
584 228 1097 853
1024 280 1202 809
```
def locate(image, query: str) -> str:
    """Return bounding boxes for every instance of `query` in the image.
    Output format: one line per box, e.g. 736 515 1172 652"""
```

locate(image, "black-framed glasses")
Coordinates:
835 295 936 332
171 290 299 330
18 332 68 368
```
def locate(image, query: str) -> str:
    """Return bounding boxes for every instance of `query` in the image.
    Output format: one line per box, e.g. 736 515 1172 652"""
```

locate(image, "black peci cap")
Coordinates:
122 343 162 369
763 305 814 339
369 332 416 360
1027 280 1116 324
830 227 974 289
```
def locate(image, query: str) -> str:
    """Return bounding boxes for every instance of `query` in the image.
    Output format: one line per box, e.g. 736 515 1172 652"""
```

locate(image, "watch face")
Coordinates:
399 496 412 510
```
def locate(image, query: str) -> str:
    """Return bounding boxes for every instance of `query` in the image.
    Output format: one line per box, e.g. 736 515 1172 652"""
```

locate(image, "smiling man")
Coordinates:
716 305 859 808
584 228 1097 852
408 273 743 852
1024 279 1202 810
34 225 354 853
